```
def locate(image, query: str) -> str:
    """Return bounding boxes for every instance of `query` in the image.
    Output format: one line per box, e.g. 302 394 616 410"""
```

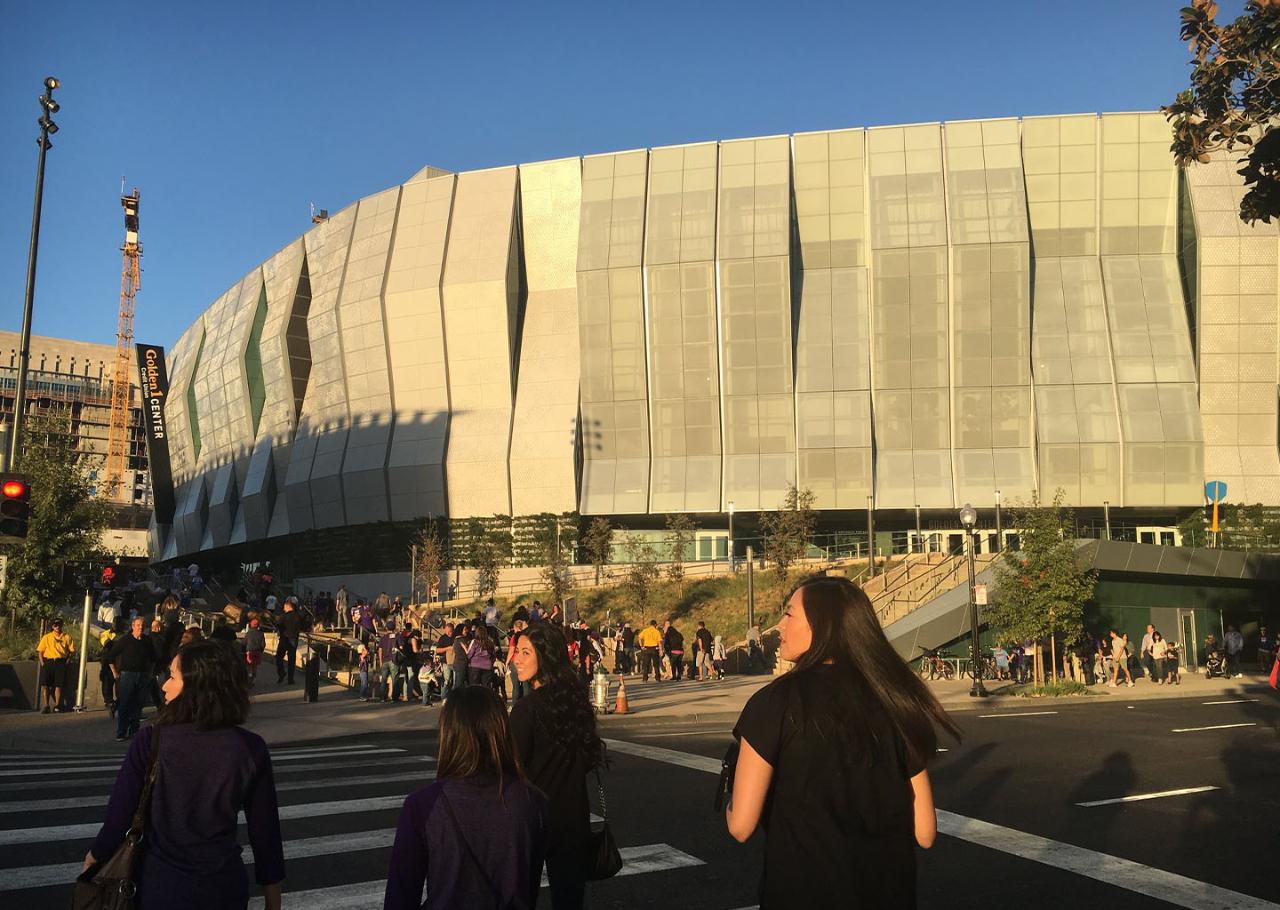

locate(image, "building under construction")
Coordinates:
0 330 152 553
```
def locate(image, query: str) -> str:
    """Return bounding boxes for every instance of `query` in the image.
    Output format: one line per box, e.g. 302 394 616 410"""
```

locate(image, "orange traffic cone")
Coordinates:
615 674 630 714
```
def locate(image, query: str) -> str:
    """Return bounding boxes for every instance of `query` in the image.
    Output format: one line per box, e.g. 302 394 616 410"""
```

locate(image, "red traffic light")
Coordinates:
1 480 27 499
0 472 31 541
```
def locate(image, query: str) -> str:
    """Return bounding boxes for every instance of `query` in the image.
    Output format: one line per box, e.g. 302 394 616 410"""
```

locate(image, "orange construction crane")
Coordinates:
105 189 141 497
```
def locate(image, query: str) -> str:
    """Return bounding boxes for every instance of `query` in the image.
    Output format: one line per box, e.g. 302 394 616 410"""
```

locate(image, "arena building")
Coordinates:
151 112 1276 574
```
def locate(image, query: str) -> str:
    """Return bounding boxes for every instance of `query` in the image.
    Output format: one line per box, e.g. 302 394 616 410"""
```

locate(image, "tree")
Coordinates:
411 520 450 605
582 517 614 586
989 490 1097 684
1165 0 1280 223
532 516 572 608
761 485 817 583
618 533 662 617
467 517 511 600
1 412 111 625
664 513 697 594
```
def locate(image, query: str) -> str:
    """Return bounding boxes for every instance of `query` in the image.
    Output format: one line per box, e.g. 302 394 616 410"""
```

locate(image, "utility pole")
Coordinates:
7 77 61 472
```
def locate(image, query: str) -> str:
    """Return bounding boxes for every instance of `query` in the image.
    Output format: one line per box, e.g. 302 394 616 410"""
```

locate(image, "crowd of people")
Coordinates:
80 571 953 910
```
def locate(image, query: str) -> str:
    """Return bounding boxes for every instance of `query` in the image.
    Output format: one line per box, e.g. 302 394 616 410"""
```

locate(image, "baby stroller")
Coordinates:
1204 648 1230 680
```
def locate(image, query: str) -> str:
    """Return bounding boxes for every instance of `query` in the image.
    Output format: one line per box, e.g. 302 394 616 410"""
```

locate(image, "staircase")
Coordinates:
871 552 1000 626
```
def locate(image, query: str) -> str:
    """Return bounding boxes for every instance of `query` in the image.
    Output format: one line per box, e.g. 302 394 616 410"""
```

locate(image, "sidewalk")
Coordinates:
2 667 1273 754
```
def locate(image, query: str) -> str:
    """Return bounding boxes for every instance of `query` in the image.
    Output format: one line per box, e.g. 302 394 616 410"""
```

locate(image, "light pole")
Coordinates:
866 494 876 577
727 500 735 571
959 503 988 697
7 77 61 472
994 490 1002 554
915 503 922 554
1102 500 1111 542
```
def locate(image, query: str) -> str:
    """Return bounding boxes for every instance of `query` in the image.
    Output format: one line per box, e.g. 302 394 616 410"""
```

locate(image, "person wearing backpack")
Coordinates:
383 685 548 909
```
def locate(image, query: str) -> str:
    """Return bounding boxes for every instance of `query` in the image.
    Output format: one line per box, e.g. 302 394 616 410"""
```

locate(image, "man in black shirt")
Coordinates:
276 600 303 685
663 621 686 681
111 616 151 741
695 621 714 681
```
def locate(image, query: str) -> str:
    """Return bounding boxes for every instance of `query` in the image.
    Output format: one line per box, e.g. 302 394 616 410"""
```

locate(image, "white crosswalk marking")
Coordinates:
244 844 705 909
0 747 409 778
0 768 437 815
0 738 707 904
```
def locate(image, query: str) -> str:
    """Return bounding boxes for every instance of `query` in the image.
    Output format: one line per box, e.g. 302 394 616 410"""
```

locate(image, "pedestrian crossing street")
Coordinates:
0 740 709 909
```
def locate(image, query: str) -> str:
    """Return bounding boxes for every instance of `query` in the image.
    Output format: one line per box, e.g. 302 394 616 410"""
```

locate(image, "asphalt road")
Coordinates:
0 690 1276 909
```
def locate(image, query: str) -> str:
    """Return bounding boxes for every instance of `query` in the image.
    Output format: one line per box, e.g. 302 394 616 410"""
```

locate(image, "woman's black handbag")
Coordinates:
713 739 740 812
586 769 623 880
71 726 162 910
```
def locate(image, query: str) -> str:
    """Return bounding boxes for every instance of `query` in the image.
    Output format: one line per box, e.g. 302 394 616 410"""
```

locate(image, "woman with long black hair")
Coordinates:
726 574 960 908
509 622 604 909
85 638 285 909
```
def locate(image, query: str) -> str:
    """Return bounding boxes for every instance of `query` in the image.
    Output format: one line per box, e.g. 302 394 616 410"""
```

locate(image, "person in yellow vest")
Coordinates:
636 619 664 683
37 618 76 713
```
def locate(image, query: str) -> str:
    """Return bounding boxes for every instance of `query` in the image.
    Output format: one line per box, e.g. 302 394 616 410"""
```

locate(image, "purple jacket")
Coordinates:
91 723 284 901
383 776 548 910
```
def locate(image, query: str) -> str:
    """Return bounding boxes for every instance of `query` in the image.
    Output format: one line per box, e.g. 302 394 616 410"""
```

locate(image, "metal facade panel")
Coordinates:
868 124 954 507
511 158 583 515
793 129 873 508
282 204 358 532
646 143 722 512
577 151 651 514
385 173 454 520
1187 146 1280 505
441 166 520 518
337 188 400 525
718 136 795 511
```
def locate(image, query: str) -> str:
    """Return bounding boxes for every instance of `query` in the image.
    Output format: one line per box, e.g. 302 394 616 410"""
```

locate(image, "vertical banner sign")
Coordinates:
1204 480 1227 535
135 343 176 524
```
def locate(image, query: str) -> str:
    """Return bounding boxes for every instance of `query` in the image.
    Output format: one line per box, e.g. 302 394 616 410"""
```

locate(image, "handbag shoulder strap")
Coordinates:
437 787 505 907
129 726 162 835
593 767 608 823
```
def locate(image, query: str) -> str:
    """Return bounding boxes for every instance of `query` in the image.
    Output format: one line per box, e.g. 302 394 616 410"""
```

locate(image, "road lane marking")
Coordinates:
0 747 409 778
243 844 705 908
607 737 1280 910
1202 699 1258 705
977 711 1058 718
936 810 1280 910
1171 723 1257 733
604 738 721 774
635 729 735 738
1075 786 1219 808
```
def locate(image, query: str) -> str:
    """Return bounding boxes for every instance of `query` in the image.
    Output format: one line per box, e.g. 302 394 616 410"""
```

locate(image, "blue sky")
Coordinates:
0 0 1233 349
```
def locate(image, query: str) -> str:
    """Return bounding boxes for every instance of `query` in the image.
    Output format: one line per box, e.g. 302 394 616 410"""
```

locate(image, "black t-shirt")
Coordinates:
733 665 922 909
664 627 684 653
696 628 713 652
277 611 302 640
509 688 590 853
112 634 153 673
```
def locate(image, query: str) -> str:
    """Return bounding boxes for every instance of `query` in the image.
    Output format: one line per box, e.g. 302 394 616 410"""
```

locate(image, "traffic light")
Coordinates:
0 474 31 543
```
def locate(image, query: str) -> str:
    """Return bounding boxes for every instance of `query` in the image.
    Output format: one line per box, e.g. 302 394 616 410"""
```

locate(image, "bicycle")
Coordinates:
918 654 955 680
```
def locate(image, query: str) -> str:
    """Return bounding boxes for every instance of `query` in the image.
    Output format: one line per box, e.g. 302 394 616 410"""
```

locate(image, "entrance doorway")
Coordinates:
1179 609 1199 669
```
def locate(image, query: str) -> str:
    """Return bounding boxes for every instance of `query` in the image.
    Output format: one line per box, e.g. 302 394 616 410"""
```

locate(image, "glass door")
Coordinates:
1179 609 1198 669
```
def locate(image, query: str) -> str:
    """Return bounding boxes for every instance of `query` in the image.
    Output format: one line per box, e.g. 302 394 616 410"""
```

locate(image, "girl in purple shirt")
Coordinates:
85 639 285 910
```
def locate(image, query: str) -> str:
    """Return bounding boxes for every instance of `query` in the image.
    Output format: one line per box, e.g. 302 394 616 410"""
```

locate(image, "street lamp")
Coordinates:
866 494 876 578
1102 500 1111 542
727 500 735 570
959 503 988 697
7 76 61 472
915 503 923 555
